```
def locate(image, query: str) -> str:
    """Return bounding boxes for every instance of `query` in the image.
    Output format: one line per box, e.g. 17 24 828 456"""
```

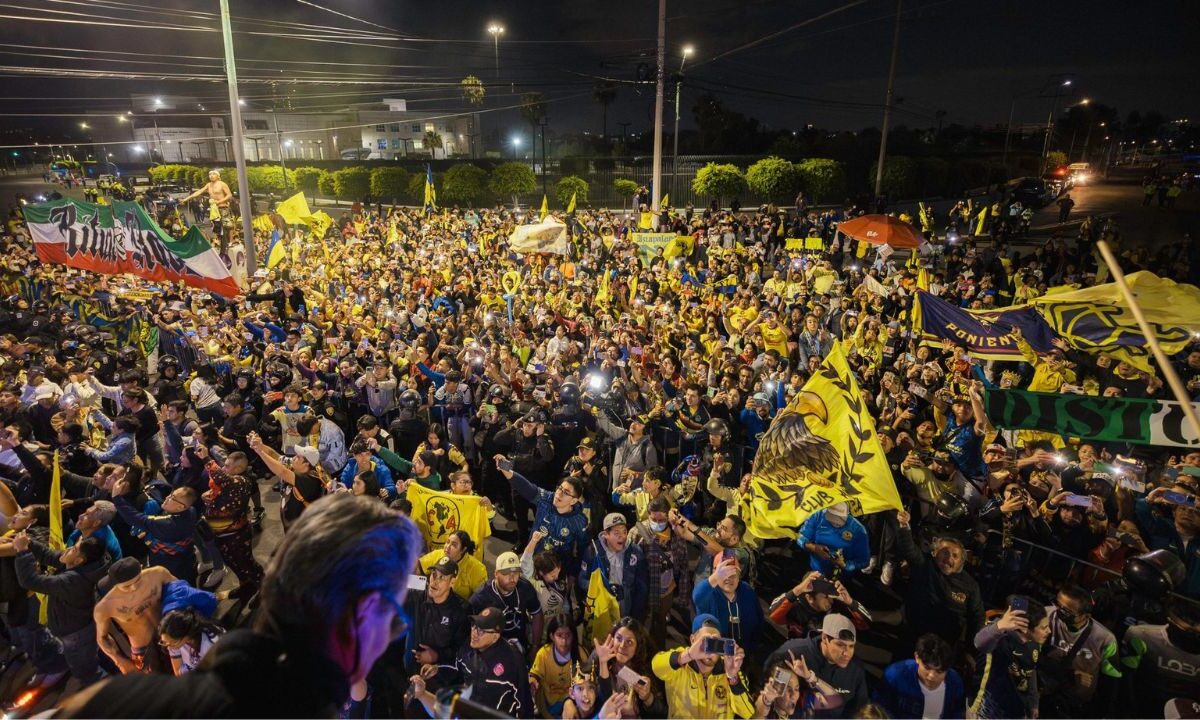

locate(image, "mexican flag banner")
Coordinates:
25 198 241 298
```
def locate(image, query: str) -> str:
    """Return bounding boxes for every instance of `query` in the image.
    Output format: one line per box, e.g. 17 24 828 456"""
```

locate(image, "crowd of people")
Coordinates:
0 168 1198 720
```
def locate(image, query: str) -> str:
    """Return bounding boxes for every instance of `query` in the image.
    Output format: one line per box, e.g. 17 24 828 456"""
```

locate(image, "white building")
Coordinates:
102 95 481 165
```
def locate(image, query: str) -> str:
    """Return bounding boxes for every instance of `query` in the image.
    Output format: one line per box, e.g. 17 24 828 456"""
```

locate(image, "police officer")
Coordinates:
116 345 148 387
388 389 428 461
494 409 556 540
151 356 187 405
548 381 596 476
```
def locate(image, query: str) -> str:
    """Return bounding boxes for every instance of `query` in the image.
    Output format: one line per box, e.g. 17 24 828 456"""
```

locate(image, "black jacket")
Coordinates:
15 548 106 636
59 630 348 718
897 526 986 653
765 637 870 719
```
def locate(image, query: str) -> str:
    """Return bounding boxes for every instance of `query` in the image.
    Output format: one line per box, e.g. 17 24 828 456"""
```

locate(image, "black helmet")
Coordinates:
88 332 112 349
487 385 508 403
118 346 140 364
158 356 180 372
235 367 256 384
704 418 730 438
398 389 422 409
558 382 581 405
32 300 49 314
934 492 970 525
524 408 550 425
1123 549 1185 599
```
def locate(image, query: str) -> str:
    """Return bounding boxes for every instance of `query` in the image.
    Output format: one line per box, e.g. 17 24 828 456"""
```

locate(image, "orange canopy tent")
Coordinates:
836 214 923 249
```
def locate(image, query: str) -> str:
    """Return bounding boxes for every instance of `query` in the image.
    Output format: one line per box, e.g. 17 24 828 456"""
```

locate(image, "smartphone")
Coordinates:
905 353 917 363
1010 596 1029 613
702 637 736 656
616 666 644 687
198 325 209 338
907 382 929 400
497 458 514 473
630 347 643 357
771 667 793 691
532 389 547 401
1062 493 1094 508
408 574 428 592
1162 491 1197 508
481 404 497 416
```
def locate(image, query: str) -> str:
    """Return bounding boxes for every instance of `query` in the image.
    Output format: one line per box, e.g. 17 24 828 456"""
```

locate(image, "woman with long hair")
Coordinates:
590 617 666 718
159 608 225 676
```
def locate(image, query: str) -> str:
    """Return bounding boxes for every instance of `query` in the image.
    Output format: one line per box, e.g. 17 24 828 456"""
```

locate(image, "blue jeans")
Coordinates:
9 598 68 675
59 624 102 685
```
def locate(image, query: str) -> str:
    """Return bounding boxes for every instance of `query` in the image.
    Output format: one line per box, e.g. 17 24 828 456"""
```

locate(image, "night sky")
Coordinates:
1 0 1196 147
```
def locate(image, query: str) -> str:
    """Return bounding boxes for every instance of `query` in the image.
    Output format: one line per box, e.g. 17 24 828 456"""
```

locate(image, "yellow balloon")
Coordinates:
502 271 522 296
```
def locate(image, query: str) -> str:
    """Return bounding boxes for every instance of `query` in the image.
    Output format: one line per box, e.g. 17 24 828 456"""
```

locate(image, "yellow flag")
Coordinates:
583 567 621 646
660 193 669 211
1031 271 1200 373
387 218 401 245
628 275 639 304
975 207 988 236
917 267 930 291
740 344 902 540
37 452 65 623
539 194 549 221
565 192 577 215
252 214 275 233
305 210 333 240
596 268 611 305
405 483 490 559
275 192 313 226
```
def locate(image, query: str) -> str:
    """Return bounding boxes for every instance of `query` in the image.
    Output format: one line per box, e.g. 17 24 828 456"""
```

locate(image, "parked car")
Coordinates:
146 183 192 204
1012 177 1054 207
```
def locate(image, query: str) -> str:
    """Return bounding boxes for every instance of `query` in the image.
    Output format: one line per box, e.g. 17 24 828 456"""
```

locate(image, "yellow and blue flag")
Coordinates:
423 165 437 215
266 230 286 269
539 194 549 221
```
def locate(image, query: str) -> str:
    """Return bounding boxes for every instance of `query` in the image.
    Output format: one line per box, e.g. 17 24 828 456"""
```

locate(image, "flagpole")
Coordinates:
219 0 257 274
650 0 666 223
1096 241 1200 443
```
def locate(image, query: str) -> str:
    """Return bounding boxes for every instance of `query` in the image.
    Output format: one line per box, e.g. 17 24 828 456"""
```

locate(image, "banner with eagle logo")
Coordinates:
405 483 490 559
740 344 902 540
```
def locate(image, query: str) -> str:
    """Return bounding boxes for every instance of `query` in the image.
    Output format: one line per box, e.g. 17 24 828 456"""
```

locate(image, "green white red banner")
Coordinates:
24 198 240 298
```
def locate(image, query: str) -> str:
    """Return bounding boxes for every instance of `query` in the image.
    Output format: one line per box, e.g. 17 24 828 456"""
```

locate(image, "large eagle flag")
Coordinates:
741 344 902 540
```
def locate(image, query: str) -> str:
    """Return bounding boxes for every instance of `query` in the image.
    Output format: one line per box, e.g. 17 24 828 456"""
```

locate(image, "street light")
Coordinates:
79 122 89 130
1041 78 1077 164
511 136 521 159
488 23 505 78
672 44 694 203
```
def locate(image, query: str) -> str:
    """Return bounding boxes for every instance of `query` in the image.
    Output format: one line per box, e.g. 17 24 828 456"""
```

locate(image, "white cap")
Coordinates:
34 385 57 401
293 445 320 467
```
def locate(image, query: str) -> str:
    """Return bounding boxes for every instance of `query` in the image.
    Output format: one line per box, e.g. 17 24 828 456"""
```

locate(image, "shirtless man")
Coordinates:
182 170 233 234
93 557 175 674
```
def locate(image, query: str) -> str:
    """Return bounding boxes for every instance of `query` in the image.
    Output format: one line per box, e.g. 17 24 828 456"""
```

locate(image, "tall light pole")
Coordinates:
1042 79 1072 165
511 136 521 160
270 109 290 193
672 44 694 205
872 0 902 200
650 0 666 219
219 0 255 270
488 24 504 79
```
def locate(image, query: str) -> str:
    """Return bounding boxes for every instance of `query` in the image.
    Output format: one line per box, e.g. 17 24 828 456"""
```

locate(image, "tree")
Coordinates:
593 80 617 145
460 75 485 106
246 166 293 195
406 173 426 204
316 170 337 198
441 164 488 206
614 178 639 212
746 156 801 203
332 166 371 201
794 159 846 203
370 167 410 202
870 156 921 199
519 92 546 160
691 163 746 207
423 131 444 159
555 176 588 209
293 167 323 199
1045 150 1068 168
489 162 536 207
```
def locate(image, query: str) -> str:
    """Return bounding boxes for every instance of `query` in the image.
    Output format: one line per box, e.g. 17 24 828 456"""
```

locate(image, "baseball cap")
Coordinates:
821 613 856 642
984 443 1007 455
470 606 504 632
34 385 57 400
577 436 598 452
293 445 320 467
107 557 142 585
691 613 721 634
431 555 459 578
602 512 627 532
495 551 521 573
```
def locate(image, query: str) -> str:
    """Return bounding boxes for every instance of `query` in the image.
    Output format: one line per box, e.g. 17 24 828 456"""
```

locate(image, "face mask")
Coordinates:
649 520 668 533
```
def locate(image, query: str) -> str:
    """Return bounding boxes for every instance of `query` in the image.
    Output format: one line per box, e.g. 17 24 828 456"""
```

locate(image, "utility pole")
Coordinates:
219 0 255 272
873 0 902 199
272 110 289 193
650 0 666 219
539 118 548 196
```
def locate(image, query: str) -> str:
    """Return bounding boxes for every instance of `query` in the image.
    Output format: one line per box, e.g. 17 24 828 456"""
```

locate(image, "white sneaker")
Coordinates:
880 561 895 587
864 556 879 575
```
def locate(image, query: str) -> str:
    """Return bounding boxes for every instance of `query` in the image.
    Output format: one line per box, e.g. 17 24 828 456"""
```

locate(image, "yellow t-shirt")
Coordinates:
529 644 581 717
758 323 790 357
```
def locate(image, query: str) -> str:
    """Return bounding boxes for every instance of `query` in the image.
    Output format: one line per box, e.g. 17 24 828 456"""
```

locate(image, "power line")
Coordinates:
690 0 870 69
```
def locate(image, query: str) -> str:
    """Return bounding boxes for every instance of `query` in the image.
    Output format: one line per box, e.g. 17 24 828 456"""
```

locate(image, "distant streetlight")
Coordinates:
672 43 695 202
132 145 144 153
1063 80 1072 87
488 23 505 78
116 115 127 123
154 97 163 106
238 98 246 106
80 122 89 130
511 136 521 159
1079 98 1091 106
